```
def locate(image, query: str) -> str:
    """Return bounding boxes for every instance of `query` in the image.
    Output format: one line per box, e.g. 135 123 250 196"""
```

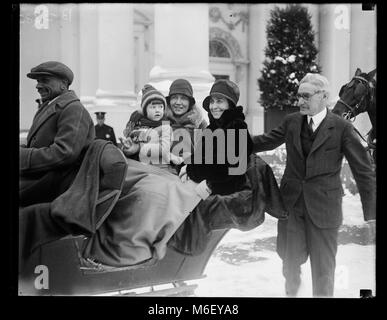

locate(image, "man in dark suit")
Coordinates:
252 73 376 297
20 61 95 207
94 112 117 146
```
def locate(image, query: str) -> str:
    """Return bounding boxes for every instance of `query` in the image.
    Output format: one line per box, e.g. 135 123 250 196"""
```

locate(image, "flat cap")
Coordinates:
27 61 74 85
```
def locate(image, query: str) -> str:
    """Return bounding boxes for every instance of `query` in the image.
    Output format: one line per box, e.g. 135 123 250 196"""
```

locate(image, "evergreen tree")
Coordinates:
258 4 321 110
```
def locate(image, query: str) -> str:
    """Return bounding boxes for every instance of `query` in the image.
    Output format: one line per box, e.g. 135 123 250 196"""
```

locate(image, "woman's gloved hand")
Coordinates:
195 180 212 200
171 155 184 165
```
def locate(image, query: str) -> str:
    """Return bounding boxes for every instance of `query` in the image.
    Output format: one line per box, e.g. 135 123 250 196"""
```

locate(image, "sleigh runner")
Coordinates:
19 229 229 296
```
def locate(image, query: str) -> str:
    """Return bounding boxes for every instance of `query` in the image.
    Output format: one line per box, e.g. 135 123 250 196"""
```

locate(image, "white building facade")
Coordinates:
19 3 376 138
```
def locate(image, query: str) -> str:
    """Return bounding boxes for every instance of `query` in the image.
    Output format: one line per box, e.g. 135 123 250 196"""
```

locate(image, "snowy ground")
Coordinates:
188 191 376 298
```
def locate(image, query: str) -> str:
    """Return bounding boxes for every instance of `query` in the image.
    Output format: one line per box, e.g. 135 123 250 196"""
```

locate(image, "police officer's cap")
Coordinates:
95 112 106 119
27 61 74 85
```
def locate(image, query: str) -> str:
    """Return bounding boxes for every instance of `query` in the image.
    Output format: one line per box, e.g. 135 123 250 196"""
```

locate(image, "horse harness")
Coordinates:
337 75 373 120
337 75 376 158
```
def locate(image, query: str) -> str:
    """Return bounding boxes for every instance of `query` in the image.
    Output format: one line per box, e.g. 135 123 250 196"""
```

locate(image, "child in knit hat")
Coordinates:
121 84 184 172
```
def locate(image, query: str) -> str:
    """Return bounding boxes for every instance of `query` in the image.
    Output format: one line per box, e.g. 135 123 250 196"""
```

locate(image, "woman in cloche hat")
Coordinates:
180 79 254 196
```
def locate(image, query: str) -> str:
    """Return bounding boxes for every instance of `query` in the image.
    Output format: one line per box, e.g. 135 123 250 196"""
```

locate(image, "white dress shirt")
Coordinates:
307 107 327 132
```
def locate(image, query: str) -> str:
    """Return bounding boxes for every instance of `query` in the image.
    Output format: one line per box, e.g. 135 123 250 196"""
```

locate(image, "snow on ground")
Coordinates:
191 243 375 298
189 191 376 298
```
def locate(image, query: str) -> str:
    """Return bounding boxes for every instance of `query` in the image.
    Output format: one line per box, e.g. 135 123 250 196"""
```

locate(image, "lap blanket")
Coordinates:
20 148 287 269
168 153 288 256
83 159 203 267
84 154 287 266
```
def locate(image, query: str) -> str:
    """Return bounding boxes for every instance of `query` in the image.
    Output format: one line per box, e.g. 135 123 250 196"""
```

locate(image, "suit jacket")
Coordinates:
252 110 376 228
20 90 95 175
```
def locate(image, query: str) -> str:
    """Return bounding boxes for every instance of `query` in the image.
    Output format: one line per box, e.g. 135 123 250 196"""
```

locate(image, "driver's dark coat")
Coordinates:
251 110 375 228
20 90 95 174
19 91 95 206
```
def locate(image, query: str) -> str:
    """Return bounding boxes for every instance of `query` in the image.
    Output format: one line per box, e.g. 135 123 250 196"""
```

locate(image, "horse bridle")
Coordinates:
337 75 371 120
337 75 376 161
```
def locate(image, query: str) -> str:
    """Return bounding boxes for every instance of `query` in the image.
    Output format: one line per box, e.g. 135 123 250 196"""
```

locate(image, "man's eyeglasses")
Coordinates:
296 90 322 100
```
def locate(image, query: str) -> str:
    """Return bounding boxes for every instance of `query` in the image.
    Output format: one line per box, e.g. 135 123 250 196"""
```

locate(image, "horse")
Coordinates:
331 68 376 165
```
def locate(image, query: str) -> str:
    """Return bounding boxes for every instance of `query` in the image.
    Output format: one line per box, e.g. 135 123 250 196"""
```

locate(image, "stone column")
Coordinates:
90 4 137 138
350 4 376 74
246 4 271 135
78 4 98 109
319 4 351 105
149 3 215 120
349 4 376 136
59 4 80 95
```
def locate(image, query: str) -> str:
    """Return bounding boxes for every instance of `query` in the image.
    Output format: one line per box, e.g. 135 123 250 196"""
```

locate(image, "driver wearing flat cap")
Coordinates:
20 61 95 206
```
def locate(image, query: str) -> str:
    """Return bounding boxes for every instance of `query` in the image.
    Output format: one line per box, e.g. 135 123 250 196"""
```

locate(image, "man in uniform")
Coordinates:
20 61 95 207
94 112 117 146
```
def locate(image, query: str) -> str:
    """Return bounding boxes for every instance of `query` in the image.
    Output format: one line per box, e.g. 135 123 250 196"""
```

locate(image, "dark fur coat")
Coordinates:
186 106 253 195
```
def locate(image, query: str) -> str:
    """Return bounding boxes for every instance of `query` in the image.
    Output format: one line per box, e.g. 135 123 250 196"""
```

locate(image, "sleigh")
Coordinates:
18 140 233 296
18 228 228 296
18 140 286 296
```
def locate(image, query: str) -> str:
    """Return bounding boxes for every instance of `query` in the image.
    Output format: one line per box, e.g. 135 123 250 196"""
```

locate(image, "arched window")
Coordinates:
209 40 231 58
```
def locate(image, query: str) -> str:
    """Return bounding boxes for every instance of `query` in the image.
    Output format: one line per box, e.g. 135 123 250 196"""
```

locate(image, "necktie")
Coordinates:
308 117 314 132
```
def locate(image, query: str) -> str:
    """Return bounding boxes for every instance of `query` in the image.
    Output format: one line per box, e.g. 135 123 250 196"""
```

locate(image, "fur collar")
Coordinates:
166 104 204 128
208 106 245 129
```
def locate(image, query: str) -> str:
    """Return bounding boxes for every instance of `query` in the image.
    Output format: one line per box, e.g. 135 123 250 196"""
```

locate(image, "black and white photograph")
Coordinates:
17 3 376 301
